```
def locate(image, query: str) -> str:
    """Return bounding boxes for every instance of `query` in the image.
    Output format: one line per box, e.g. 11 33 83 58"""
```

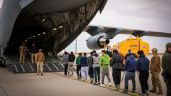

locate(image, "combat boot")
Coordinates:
157 90 163 95
150 88 156 93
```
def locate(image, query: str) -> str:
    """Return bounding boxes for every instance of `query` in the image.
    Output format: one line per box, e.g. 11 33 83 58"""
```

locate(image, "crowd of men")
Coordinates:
63 42 171 96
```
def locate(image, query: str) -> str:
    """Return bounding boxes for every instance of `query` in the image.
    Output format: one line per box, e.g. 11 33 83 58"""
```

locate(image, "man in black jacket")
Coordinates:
68 52 75 77
162 42 171 96
30 43 37 64
88 52 94 83
111 50 123 89
137 50 150 96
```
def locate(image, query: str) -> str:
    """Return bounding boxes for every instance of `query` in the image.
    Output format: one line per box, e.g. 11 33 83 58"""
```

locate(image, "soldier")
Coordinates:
162 42 171 96
35 49 45 76
150 48 163 94
19 43 27 64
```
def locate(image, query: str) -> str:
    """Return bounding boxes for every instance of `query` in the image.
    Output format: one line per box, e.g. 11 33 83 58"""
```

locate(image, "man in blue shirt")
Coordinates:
124 55 136 93
137 50 150 96
80 53 88 81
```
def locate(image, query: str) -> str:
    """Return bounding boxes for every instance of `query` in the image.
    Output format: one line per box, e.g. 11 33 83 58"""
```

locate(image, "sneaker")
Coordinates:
108 82 112 87
100 84 105 87
123 90 128 94
116 85 120 90
82 78 87 82
116 85 120 88
132 90 135 93
67 74 71 77
90 78 94 84
77 77 80 80
93 83 98 85
98 82 101 85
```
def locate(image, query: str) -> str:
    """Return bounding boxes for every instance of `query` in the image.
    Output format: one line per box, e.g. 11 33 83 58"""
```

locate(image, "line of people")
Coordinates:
62 43 171 96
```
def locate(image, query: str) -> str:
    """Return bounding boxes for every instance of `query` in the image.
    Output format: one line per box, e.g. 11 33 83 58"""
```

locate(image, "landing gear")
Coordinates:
0 45 6 67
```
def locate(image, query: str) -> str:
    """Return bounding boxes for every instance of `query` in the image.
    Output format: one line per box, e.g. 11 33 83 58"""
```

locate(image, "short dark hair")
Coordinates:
113 49 118 54
83 53 87 56
64 51 68 54
137 50 144 55
90 52 93 55
101 50 106 53
78 53 82 56
93 50 96 53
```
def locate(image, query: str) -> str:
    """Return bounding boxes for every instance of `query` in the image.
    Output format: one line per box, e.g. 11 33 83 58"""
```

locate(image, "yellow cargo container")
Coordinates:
113 36 150 56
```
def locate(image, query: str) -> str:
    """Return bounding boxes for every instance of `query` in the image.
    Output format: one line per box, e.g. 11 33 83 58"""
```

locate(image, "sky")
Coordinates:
90 0 171 33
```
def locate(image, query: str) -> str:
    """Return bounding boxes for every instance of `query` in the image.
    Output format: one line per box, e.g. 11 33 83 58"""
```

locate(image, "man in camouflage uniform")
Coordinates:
150 48 163 94
19 43 27 64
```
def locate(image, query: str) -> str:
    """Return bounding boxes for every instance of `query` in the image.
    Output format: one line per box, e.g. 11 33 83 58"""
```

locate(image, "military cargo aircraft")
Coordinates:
0 0 107 57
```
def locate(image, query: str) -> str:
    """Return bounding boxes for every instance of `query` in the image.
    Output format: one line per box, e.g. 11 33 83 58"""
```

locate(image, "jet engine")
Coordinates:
86 33 110 50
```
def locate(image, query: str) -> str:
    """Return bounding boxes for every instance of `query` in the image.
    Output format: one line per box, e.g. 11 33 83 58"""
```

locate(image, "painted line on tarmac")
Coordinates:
51 72 141 96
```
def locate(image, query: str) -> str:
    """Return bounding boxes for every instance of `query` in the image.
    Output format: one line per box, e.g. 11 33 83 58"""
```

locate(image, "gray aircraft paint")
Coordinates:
0 0 91 48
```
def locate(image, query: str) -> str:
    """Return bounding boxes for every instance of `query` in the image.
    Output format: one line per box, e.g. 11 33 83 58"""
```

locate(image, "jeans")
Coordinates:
125 71 136 91
112 69 121 86
64 63 68 76
139 70 149 94
101 68 111 84
76 65 81 78
89 67 94 79
93 67 100 83
81 67 88 79
68 62 74 75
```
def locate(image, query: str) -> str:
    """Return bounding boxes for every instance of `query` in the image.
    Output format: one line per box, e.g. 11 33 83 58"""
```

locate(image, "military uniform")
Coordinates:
19 45 27 64
162 43 171 96
150 51 163 94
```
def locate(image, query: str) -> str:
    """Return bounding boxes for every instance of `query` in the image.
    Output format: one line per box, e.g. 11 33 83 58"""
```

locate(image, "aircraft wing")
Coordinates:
85 25 171 38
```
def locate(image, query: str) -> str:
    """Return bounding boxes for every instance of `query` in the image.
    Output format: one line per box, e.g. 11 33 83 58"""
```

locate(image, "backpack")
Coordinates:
112 55 123 70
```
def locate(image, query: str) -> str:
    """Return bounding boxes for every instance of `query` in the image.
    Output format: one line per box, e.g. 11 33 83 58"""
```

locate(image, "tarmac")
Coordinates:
0 67 167 96
0 68 128 96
